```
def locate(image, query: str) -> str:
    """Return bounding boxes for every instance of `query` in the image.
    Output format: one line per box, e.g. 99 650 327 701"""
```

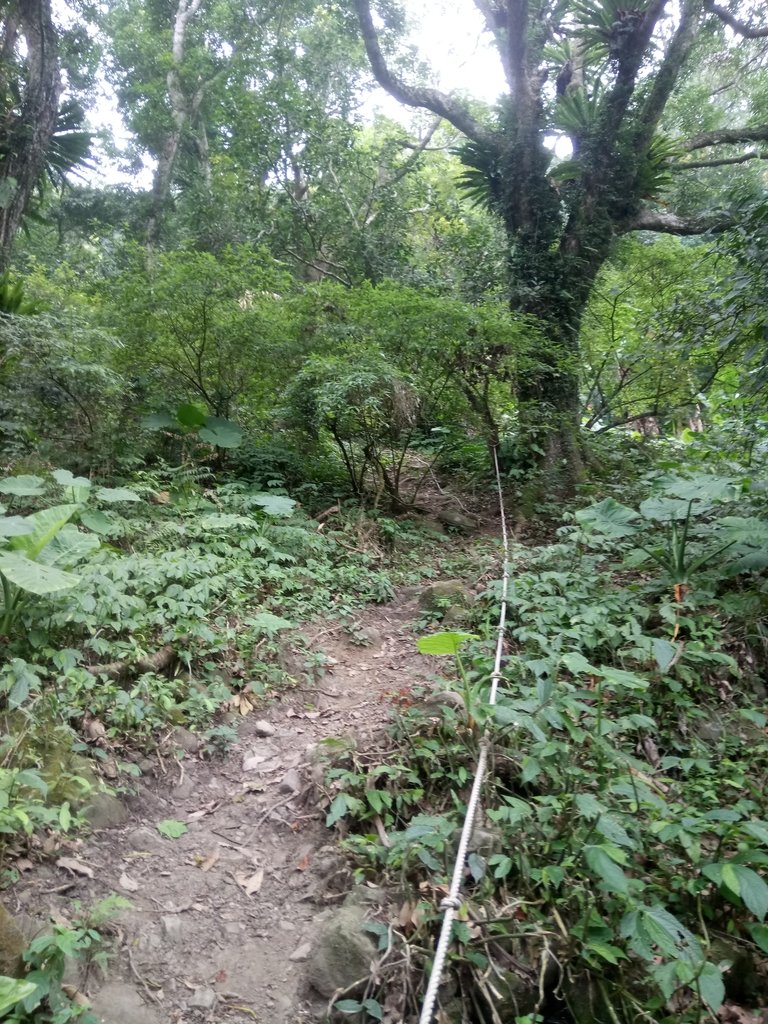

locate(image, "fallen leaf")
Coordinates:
236 868 264 895
296 851 311 872
200 850 220 873
156 819 188 839
213 969 227 984
119 872 140 892
56 857 94 878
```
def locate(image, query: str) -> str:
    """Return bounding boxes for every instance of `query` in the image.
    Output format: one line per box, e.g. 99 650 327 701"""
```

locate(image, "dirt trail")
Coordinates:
10 592 438 1024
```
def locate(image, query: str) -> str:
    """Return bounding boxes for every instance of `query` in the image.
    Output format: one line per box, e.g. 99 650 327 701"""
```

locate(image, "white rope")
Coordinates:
418 445 511 1024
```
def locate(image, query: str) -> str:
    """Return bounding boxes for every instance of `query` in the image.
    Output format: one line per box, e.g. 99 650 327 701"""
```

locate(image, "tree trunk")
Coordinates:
0 0 61 271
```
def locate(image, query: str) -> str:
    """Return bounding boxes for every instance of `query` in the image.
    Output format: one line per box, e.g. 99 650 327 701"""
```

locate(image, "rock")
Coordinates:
89 982 161 1024
279 768 302 794
0 904 25 977
138 758 155 775
172 779 195 800
188 987 217 1010
441 605 471 627
253 719 275 737
127 826 165 852
418 580 471 613
436 510 476 532
420 517 447 535
305 905 377 998
161 916 184 944
289 941 312 962
424 690 464 714
168 726 201 754
82 792 129 830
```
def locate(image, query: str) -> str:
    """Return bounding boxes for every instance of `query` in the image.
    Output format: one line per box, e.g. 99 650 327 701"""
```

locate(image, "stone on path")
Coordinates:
253 719 276 737
82 792 129 829
89 982 161 1024
305 905 377 998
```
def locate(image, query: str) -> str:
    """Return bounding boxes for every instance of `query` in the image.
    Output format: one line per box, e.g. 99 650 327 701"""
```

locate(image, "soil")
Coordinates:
7 591 441 1024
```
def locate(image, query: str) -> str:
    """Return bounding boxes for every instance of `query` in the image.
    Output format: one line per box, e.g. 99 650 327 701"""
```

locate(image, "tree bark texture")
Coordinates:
0 0 61 272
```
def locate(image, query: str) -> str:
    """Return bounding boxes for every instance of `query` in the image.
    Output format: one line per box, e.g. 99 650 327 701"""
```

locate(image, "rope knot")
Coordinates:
440 895 462 910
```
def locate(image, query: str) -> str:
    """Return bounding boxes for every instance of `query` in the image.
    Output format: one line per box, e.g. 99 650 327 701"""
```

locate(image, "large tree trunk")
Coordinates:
0 0 61 272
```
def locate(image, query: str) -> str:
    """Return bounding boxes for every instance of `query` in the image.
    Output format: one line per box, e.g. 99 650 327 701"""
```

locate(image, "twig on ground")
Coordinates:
125 942 161 1003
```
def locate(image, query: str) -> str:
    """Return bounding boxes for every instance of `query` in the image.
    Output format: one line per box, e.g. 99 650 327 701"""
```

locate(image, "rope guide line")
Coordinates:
417 445 512 1024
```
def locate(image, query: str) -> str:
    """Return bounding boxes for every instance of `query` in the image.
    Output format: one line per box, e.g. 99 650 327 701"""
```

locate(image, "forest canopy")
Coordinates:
0 2 768 1023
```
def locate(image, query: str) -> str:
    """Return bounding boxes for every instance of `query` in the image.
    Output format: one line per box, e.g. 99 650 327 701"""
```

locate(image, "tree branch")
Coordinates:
635 0 701 151
354 0 497 147
624 209 734 234
674 151 768 169
705 1 768 38
683 126 768 150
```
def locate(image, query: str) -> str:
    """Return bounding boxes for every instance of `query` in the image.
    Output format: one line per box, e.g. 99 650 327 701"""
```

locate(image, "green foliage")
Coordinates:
5 896 130 1024
322 443 768 1021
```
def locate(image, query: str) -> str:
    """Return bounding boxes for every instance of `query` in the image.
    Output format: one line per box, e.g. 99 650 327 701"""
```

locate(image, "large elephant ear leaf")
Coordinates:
36 524 100 567
0 552 80 595
7 504 79 560
198 416 242 449
0 474 46 497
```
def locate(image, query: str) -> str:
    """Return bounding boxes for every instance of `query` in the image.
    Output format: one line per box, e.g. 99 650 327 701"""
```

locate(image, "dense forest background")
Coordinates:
1 1 768 1023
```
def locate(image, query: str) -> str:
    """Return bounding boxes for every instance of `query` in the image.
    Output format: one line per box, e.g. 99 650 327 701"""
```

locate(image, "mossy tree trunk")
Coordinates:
354 0 768 496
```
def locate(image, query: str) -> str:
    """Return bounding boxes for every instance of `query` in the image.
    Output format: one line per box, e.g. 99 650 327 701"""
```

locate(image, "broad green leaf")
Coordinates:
639 905 702 963
95 487 140 503
334 1000 364 1014
0 976 37 1015
595 815 636 850
0 516 34 539
156 819 188 839
747 922 768 954
0 474 46 497
36 524 99 568
652 637 677 673
697 962 725 1011
198 416 243 449
575 793 603 818
79 509 114 535
584 941 626 965
362 998 383 1020
562 651 595 675
639 497 694 521
598 667 649 692
8 504 79 560
176 402 207 428
417 631 479 655
584 845 629 893
0 553 80 595
661 473 738 503
326 793 348 827
722 862 741 897
51 469 91 502
575 498 640 538
732 865 768 921
743 821 768 846
250 493 296 517
141 411 176 430
246 612 293 636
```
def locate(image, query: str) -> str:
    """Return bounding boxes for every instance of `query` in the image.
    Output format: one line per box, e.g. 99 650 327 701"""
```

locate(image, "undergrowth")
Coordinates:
321 451 768 1024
